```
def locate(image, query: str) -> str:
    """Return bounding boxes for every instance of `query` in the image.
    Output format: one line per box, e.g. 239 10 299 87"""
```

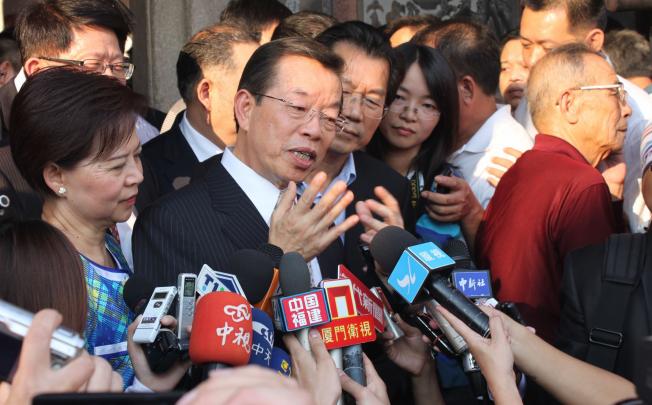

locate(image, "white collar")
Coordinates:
453 105 512 154
221 147 281 225
179 112 222 162
14 68 27 92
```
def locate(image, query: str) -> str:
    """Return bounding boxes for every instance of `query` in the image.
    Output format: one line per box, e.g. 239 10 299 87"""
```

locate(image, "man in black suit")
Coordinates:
137 24 259 210
311 22 414 405
309 22 411 286
133 38 359 286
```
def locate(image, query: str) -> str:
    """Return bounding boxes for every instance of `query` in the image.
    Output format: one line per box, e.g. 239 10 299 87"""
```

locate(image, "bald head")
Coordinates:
528 42 631 167
527 43 603 129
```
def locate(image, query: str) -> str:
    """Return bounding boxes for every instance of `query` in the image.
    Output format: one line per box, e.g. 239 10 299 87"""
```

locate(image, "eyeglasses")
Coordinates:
253 93 346 135
389 96 441 121
342 91 388 119
565 82 627 105
38 56 134 80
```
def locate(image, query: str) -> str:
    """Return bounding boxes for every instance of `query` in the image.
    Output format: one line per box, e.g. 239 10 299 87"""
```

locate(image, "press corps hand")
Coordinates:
269 172 359 261
4 310 121 405
127 314 191 391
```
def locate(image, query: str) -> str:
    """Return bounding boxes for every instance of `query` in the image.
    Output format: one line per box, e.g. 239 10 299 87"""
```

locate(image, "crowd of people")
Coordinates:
0 0 651 404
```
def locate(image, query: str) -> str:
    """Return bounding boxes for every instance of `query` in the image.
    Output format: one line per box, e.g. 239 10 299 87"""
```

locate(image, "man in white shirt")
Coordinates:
516 0 652 232
137 25 259 210
133 38 359 287
414 20 533 209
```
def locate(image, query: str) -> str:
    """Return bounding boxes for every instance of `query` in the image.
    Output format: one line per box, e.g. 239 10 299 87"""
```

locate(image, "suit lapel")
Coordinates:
203 156 270 250
162 123 199 190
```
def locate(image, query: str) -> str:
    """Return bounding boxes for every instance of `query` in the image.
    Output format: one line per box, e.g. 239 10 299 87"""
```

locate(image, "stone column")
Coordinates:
131 0 229 112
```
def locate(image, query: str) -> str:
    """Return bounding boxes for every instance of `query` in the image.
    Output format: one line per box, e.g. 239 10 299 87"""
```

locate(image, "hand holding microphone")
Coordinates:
436 305 522 405
338 354 390 405
283 329 341 405
382 313 430 376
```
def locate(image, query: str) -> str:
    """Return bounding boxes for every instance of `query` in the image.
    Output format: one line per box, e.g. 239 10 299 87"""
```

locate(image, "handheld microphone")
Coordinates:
423 299 468 354
443 239 476 269
441 240 493 402
189 291 252 375
370 287 403 340
123 275 154 316
255 267 279 318
226 248 279 318
270 347 292 377
370 226 490 338
248 308 274 367
227 249 275 303
278 252 314 352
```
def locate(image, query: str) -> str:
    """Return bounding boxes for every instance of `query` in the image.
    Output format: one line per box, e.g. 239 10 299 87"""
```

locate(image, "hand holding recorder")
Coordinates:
2 309 121 405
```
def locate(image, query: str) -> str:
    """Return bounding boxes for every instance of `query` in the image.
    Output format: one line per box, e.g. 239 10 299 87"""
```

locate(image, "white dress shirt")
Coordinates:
448 105 534 208
179 112 223 162
221 147 281 226
222 148 326 286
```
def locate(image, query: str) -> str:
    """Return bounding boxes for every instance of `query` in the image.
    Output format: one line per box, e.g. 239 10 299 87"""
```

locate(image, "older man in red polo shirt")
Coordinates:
475 43 631 342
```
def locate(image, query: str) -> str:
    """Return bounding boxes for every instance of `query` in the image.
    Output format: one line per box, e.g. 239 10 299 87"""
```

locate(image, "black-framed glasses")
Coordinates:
562 82 627 105
38 56 134 80
389 96 441 121
253 93 346 135
342 90 387 119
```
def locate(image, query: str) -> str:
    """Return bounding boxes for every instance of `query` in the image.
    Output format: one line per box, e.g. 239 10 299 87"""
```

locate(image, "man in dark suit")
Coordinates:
133 38 359 286
311 22 414 405
310 22 412 286
137 24 259 211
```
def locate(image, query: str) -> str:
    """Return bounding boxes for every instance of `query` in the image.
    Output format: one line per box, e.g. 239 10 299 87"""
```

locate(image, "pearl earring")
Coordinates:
58 186 67 195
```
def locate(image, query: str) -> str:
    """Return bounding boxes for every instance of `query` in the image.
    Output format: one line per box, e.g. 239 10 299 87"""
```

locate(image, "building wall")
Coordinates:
132 0 338 112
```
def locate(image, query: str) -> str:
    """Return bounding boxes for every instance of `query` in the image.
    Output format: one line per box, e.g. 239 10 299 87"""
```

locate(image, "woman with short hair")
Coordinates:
9 67 146 385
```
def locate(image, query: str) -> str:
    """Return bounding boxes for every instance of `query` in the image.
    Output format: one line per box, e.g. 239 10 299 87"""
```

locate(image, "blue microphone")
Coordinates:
248 308 274 367
370 226 490 337
270 347 292 377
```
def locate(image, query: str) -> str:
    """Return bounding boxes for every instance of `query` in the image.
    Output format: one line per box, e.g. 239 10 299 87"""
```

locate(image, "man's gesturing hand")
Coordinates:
269 172 359 261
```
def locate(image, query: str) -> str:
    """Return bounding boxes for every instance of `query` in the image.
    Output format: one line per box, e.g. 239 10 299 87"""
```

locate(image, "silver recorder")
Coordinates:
0 299 85 382
176 273 196 348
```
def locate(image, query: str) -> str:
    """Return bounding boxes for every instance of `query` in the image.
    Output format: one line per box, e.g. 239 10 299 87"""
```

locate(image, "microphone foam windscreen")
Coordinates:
227 249 275 303
248 308 274 367
370 226 419 271
443 239 474 269
279 252 311 296
270 347 292 377
122 275 154 313
189 291 253 365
